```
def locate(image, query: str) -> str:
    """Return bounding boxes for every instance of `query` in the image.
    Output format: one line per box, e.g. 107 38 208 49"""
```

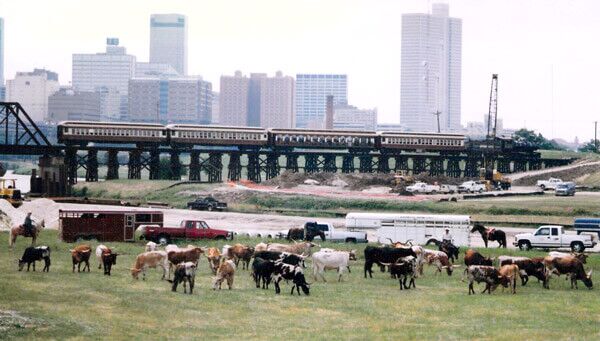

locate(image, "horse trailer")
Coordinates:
345 212 471 246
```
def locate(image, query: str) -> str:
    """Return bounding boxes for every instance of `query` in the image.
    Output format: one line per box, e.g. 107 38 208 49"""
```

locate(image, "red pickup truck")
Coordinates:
142 220 233 244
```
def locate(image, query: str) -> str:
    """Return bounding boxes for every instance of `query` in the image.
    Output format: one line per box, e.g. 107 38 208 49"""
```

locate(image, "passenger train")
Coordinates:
57 121 520 153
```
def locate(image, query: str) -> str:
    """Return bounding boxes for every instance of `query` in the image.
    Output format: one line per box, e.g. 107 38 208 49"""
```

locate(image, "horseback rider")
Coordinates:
487 228 496 240
23 212 34 237
442 228 453 244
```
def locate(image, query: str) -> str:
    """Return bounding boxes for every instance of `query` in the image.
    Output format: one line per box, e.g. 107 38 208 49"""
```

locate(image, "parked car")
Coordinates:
406 182 440 194
458 181 486 193
440 184 458 194
142 220 233 244
555 182 576 196
513 225 596 252
187 196 227 211
536 177 563 190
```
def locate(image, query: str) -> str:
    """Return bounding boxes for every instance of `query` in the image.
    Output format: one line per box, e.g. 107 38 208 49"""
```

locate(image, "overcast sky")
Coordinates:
2 0 599 141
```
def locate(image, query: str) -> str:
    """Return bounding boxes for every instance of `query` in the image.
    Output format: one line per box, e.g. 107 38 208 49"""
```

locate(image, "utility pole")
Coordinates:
432 111 441 133
595 121 598 152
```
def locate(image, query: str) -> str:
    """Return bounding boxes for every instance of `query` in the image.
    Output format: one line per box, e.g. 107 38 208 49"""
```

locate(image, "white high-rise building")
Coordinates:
150 14 187 75
400 3 462 132
6 69 60 122
295 74 347 129
0 18 4 85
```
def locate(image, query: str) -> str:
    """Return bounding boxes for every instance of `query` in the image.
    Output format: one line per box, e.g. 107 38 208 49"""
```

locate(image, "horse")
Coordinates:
286 226 326 242
9 219 45 247
425 238 460 262
470 223 507 248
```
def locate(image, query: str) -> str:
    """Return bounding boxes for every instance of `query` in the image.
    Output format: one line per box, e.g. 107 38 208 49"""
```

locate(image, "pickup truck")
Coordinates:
440 184 458 194
458 181 486 193
187 197 227 211
513 225 596 252
279 222 368 243
406 182 440 194
537 178 563 190
142 220 233 244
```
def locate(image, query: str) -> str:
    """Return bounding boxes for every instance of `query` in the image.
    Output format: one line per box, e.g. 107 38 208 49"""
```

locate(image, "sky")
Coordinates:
1 0 599 142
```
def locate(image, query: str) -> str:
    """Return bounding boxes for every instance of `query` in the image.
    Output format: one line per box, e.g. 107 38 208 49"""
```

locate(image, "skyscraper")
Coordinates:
295 74 347 129
400 3 462 132
260 71 295 129
219 71 249 126
6 69 60 122
150 14 187 75
0 18 4 85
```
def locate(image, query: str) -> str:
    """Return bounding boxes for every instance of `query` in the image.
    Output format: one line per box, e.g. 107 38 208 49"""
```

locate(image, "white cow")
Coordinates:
95 244 110 269
267 242 318 256
312 250 356 282
145 241 158 252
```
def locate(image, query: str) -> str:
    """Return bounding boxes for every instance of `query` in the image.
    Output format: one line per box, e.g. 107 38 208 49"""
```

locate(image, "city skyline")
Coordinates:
1 1 600 140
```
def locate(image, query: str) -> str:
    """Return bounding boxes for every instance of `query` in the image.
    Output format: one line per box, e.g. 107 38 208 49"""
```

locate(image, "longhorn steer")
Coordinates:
71 244 92 273
272 260 310 295
364 246 417 278
311 250 356 282
380 256 417 290
498 264 520 294
205 247 222 274
168 262 196 294
543 256 593 289
499 256 546 286
423 249 459 276
464 265 509 295
252 257 276 289
131 251 169 280
213 259 236 290
464 249 493 266
18 246 51 272
267 242 317 256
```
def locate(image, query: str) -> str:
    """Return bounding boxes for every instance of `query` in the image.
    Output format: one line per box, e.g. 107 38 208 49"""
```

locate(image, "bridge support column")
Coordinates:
106 150 119 180
412 157 426 175
65 148 78 184
464 158 480 177
285 154 299 173
497 159 511 173
207 153 223 183
265 154 280 179
514 160 526 172
228 152 242 181
377 155 390 173
323 154 337 173
148 150 160 180
305 154 319 173
446 158 461 177
394 156 408 173
246 153 261 183
342 154 355 173
85 150 98 182
189 151 201 181
170 150 181 180
359 155 373 173
529 159 541 171
429 158 443 176
128 150 142 179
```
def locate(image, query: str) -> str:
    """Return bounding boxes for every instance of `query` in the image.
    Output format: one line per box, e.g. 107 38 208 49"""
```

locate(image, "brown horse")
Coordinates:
9 219 45 247
471 223 507 248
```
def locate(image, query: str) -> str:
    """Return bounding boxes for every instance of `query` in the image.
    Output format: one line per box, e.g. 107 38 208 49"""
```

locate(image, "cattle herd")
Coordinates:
13 238 594 296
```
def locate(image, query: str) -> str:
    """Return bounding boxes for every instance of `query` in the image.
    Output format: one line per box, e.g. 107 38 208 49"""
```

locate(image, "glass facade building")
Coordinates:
295 74 347 129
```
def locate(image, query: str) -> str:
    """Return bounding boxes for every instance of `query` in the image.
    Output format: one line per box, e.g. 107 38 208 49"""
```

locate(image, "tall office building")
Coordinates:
150 14 187 75
219 71 249 126
260 71 294 129
295 74 347 129
48 88 102 122
333 105 377 131
0 18 5 100
400 3 462 132
6 69 60 122
72 38 136 120
211 92 220 124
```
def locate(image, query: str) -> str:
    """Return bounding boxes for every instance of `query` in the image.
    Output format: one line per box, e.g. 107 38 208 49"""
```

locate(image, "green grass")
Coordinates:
0 230 599 340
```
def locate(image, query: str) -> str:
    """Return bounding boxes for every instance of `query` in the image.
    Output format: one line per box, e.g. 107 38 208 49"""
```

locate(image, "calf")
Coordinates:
205 247 222 274
131 251 169 280
145 241 158 252
498 264 520 294
71 244 92 273
228 244 254 270
102 253 118 276
364 246 417 278
267 242 317 256
381 256 417 290
272 260 310 295
423 250 458 276
167 247 204 278
18 246 51 272
213 259 236 290
312 250 356 282
543 256 593 290
252 257 275 289
168 262 196 294
254 251 305 267
464 265 509 295
499 256 545 286
464 249 493 266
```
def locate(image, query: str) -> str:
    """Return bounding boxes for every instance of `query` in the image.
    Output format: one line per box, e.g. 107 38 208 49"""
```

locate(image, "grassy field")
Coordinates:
0 230 598 340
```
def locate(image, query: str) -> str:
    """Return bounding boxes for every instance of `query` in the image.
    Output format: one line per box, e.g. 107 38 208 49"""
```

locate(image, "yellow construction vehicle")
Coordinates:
0 179 23 207
479 168 511 191
393 170 415 186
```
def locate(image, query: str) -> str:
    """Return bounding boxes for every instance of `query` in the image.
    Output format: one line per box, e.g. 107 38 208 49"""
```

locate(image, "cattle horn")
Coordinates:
441 266 448 269
452 265 461 268
588 269 593 279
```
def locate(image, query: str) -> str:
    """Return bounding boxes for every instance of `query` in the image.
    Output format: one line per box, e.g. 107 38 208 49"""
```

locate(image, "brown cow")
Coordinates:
543 256 593 289
70 244 92 273
267 242 318 256
423 249 459 276
464 249 493 266
254 242 269 252
205 247 222 274
167 247 204 279
228 244 254 270
213 259 236 290
498 264 520 294
131 251 169 280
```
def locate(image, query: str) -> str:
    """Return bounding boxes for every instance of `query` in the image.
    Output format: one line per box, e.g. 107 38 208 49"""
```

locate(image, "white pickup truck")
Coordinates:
406 182 440 194
537 178 563 190
279 222 368 243
458 180 486 193
514 225 596 252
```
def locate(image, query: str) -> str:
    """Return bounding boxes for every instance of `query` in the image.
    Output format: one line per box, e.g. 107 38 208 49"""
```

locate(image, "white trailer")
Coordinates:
345 212 471 246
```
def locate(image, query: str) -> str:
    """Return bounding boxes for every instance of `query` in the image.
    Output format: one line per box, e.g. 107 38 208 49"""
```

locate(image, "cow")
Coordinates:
548 251 588 264
145 241 158 252
102 253 118 276
425 239 460 263
498 264 520 294
423 249 459 276
252 257 275 289
272 260 310 295
389 243 425 276
267 242 318 256
95 245 112 269
464 249 493 266
363 246 417 278
131 251 169 280
254 242 269 252
380 256 417 290
312 250 357 282
543 256 593 290
71 244 92 273
205 247 222 274
18 246 51 272
499 256 546 286
464 265 509 295
228 244 255 270
167 247 204 279
168 262 196 294
213 259 236 290
253 251 305 267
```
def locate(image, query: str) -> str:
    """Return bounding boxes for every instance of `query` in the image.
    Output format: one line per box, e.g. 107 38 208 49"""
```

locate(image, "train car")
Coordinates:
167 124 269 146
269 128 377 149
378 131 466 152
57 121 167 145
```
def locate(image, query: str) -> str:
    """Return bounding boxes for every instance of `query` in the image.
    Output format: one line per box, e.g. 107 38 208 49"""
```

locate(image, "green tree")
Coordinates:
578 139 599 153
158 157 187 180
512 128 564 150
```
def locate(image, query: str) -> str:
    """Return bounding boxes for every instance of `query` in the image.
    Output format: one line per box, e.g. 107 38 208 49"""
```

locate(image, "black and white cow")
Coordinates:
18 246 51 272
253 251 305 267
252 257 275 289
381 256 417 290
464 265 509 295
167 262 197 294
271 260 310 295
364 246 417 278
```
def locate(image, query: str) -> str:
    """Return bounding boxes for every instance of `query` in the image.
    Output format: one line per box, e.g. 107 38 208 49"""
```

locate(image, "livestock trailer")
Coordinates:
59 209 164 242
345 212 471 246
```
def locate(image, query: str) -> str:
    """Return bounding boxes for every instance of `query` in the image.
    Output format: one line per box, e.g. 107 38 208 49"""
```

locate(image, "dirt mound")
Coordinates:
263 172 396 190
513 164 600 186
0 199 26 229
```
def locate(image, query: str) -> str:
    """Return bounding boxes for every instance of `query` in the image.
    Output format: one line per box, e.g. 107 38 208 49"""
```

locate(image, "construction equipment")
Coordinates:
393 170 415 186
0 179 23 207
